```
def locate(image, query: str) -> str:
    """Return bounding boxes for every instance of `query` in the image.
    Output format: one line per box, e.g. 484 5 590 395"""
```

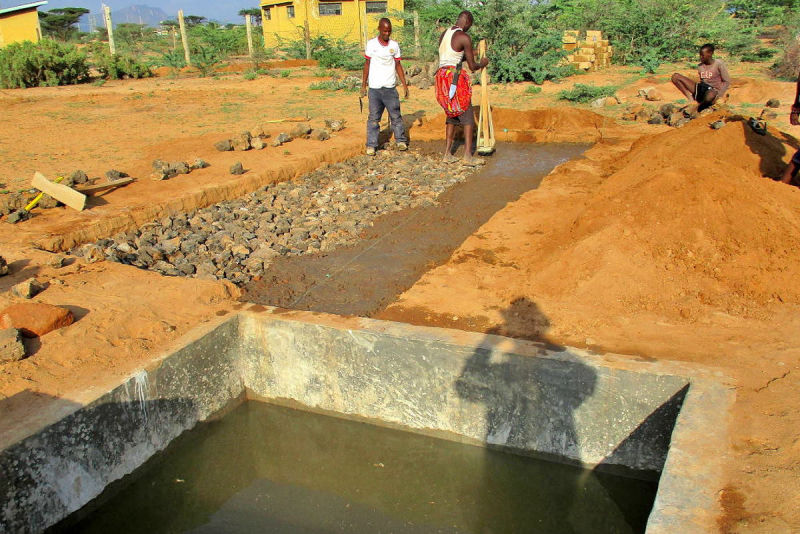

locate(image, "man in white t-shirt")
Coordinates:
360 18 409 155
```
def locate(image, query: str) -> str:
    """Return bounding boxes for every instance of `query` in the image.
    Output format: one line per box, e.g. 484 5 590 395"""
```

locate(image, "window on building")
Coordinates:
262 7 271 20
287 5 295 17
318 2 342 16
365 1 387 13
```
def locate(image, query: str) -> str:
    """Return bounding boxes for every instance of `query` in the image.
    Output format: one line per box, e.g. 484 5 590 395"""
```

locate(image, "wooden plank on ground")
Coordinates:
31 172 86 211
76 177 135 196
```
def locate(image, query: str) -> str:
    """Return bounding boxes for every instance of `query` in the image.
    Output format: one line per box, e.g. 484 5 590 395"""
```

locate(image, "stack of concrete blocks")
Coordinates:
562 30 613 72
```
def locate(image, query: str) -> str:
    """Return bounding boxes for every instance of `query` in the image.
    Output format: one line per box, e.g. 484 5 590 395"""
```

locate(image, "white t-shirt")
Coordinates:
365 37 401 89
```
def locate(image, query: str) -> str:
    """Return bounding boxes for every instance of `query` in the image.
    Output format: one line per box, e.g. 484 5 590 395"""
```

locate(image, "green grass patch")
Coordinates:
558 84 618 103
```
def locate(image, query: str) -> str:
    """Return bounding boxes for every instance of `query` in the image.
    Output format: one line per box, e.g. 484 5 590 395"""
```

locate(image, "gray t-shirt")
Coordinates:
698 59 731 96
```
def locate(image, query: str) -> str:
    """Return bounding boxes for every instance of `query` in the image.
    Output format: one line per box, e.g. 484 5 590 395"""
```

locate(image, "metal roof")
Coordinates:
0 1 48 16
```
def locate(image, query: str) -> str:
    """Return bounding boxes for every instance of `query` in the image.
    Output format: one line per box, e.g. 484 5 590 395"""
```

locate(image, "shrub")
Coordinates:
155 49 186 76
740 47 778 63
243 70 258 80
525 85 542 95
771 41 800 80
0 39 89 89
638 47 661 74
558 84 617 103
94 52 152 80
315 39 363 70
279 35 363 71
309 76 360 92
192 46 223 77
473 0 576 83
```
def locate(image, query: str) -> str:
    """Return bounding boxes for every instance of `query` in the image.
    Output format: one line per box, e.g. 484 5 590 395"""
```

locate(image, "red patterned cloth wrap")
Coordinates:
435 66 472 118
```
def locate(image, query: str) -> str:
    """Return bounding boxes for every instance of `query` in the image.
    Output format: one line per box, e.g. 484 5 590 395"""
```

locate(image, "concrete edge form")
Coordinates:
0 306 734 533
0 316 243 534
645 377 734 533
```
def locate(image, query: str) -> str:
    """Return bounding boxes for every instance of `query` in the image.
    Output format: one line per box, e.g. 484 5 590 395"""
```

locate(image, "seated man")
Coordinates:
671 44 731 114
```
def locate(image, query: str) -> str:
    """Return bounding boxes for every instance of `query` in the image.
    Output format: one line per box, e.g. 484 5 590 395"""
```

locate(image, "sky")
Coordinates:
27 1 258 23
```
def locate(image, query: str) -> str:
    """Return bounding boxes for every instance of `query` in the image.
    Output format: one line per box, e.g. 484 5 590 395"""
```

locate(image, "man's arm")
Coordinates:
454 33 488 72
791 70 800 126
361 57 370 98
395 61 409 98
715 60 731 100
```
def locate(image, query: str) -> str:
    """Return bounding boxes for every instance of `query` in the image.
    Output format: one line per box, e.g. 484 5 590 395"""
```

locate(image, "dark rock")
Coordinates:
6 211 29 224
230 162 245 175
190 158 210 170
766 98 780 108
152 159 169 172
152 260 180 276
647 113 664 125
659 103 678 118
38 195 60 209
324 118 346 132
11 279 45 299
232 131 252 151
0 256 8 276
291 124 313 139
168 161 190 175
0 328 26 362
215 139 233 152
312 129 331 141
48 254 67 268
68 170 89 185
272 133 292 146
250 136 266 150
80 244 105 263
105 169 128 181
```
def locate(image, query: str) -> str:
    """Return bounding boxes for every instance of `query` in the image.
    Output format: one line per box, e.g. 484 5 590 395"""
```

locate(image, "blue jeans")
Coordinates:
366 87 408 148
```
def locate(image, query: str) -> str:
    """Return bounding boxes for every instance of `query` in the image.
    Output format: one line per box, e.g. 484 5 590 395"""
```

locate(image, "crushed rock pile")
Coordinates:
73 152 475 285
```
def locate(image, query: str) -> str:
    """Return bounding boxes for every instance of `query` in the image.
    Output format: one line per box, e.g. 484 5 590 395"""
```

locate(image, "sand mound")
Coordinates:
536 113 800 319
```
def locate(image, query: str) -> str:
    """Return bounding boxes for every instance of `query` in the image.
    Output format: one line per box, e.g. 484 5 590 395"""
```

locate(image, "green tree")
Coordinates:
38 7 89 41
239 8 263 25
115 23 147 49
184 15 207 27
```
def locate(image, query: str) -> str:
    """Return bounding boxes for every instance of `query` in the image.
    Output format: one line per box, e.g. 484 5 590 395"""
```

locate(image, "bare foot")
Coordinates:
461 156 486 167
442 154 459 163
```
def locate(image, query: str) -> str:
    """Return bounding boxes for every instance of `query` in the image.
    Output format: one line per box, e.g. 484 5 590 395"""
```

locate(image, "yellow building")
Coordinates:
259 0 403 49
0 1 47 48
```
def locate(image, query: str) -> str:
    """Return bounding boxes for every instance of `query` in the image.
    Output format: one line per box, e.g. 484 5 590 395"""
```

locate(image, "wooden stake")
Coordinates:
476 40 495 155
31 172 86 212
178 9 191 66
245 14 254 58
304 18 311 60
103 4 116 55
413 11 421 59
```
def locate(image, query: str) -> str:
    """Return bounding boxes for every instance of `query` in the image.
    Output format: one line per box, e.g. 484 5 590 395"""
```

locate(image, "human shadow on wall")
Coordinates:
453 297 611 533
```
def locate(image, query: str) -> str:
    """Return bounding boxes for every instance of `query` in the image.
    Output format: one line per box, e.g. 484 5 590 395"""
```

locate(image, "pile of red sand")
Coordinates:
534 113 800 320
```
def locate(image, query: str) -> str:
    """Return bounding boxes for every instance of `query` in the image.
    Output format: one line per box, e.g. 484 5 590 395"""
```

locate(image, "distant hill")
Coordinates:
78 5 169 31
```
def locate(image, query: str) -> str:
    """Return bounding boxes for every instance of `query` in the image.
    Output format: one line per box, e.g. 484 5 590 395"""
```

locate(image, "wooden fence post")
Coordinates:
304 18 311 60
245 14 254 58
414 10 421 58
103 4 116 55
178 9 191 66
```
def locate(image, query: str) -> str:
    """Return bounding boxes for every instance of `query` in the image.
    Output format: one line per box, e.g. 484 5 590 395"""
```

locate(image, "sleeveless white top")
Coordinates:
438 27 464 68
